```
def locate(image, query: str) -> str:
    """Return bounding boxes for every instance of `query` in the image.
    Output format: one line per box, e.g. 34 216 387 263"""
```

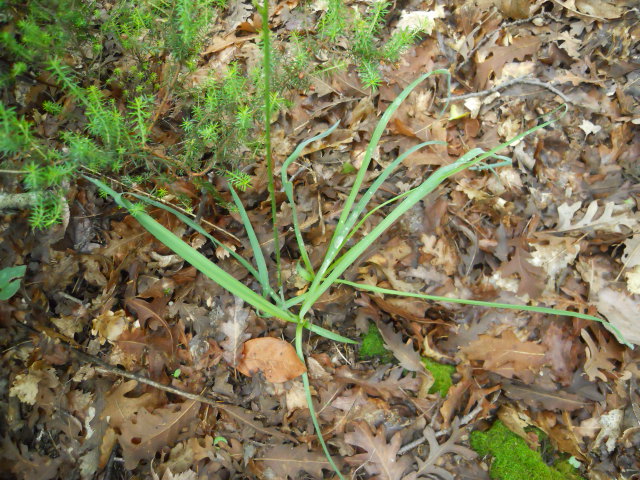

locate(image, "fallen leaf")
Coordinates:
236 337 306 383
219 296 251 367
462 329 547 384
581 329 618 381
259 444 335 479
335 365 421 400
406 418 476 480
556 201 639 234
476 36 541 88
374 319 430 377
102 381 199 469
498 241 546 299
502 382 588 411
595 287 640 346
345 422 413 480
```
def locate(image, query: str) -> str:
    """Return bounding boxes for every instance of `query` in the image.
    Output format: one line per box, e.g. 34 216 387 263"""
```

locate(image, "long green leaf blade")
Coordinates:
338 279 632 349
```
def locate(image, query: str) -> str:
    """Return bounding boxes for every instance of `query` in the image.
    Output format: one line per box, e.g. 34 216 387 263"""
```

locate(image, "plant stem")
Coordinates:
261 0 282 293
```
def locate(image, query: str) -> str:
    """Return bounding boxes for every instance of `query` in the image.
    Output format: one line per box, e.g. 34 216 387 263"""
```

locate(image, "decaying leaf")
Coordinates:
9 361 60 406
462 329 548 384
345 422 413 480
374 320 429 375
220 296 251 367
498 241 546 299
259 444 335 479
0 436 62 480
335 365 421 400
502 382 588 411
405 418 476 480
92 309 131 344
556 201 638 234
236 337 306 383
475 36 541 88
595 287 640 346
581 329 618 382
102 381 199 469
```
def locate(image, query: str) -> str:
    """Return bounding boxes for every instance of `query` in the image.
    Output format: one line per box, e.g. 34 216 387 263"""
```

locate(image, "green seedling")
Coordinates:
0 265 27 301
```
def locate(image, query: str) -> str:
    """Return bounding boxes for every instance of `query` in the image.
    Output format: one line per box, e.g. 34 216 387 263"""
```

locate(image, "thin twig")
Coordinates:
445 76 571 105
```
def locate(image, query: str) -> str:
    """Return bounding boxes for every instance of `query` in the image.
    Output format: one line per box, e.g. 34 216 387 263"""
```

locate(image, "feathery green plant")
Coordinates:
318 0 420 90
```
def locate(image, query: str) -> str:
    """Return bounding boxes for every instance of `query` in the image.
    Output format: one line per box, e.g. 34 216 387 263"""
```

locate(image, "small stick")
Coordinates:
445 76 571 105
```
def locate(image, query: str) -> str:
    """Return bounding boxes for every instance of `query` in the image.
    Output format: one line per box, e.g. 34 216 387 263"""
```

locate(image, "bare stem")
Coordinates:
261 0 282 292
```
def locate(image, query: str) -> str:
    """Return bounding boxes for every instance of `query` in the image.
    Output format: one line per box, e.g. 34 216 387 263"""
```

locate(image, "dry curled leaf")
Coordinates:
220 296 251 367
374 319 429 376
405 418 476 480
236 337 306 383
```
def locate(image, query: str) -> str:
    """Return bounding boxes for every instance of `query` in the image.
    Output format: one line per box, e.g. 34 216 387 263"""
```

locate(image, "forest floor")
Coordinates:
1 0 640 479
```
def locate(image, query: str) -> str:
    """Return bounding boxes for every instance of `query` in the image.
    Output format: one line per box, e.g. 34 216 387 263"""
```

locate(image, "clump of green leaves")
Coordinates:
179 63 263 172
470 421 585 480
0 0 96 86
318 0 420 90
359 323 394 363
421 357 455 397
103 0 224 66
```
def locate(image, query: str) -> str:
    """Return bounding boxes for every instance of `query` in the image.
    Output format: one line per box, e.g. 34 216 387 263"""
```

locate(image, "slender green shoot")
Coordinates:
259 0 281 293
337 280 633 349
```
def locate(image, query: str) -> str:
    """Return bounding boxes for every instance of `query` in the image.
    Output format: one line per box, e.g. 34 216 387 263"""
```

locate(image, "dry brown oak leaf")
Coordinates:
462 329 548 384
345 422 413 480
102 380 200 469
236 337 306 383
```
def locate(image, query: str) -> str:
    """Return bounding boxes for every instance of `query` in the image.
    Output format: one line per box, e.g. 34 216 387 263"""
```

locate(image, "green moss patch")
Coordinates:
421 357 455 397
470 421 584 480
359 323 393 363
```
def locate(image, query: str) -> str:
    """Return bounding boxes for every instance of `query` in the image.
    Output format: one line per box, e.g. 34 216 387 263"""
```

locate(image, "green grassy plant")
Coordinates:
88 51 631 480
5 1 631 477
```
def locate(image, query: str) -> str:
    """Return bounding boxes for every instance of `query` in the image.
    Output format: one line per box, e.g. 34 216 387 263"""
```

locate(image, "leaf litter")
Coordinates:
2 0 640 479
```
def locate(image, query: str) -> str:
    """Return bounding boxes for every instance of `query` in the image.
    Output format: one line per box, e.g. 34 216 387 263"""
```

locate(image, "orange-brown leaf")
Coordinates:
236 337 306 383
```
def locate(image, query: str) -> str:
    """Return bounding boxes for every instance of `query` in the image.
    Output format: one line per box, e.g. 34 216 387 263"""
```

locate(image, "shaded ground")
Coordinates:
1 1 640 479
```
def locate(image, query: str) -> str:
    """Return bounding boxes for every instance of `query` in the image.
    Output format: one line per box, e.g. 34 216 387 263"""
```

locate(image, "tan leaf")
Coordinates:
462 329 547 383
476 36 541 88
345 422 413 480
556 200 639 234
9 361 60 406
502 382 587 411
219 296 251 367
498 242 546 299
236 337 306 383
581 329 618 382
595 287 640 346
259 444 335 479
